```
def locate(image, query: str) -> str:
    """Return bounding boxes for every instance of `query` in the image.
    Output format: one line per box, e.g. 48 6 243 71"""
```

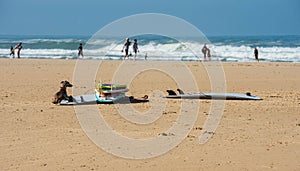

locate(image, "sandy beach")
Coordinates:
0 58 299 170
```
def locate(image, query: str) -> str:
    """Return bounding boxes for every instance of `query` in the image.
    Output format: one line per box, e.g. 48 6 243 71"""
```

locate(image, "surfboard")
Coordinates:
100 88 129 94
60 92 128 105
98 83 127 90
95 92 126 103
60 83 128 105
60 94 97 105
95 82 129 103
165 92 262 100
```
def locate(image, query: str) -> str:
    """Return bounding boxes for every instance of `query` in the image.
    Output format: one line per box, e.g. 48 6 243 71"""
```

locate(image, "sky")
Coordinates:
0 0 299 36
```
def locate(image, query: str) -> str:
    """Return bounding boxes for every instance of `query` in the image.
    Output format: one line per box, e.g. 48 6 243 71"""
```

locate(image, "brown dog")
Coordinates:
52 80 73 104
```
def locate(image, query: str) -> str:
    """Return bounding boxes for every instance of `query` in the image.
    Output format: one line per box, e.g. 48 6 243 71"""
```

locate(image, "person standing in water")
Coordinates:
254 47 259 62
202 44 211 61
132 39 139 61
10 46 15 58
121 38 131 60
206 47 211 60
14 42 22 58
78 43 83 58
202 44 207 60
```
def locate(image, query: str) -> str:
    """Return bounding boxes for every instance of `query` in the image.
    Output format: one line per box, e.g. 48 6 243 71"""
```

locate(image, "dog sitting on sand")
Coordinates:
52 80 73 104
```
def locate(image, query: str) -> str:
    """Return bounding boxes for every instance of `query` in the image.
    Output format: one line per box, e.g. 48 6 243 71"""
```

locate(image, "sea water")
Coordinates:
0 35 299 62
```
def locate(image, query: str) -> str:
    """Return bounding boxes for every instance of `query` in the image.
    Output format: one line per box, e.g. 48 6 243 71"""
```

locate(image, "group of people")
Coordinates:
9 40 140 60
77 38 140 60
121 38 139 60
10 42 22 58
10 39 259 62
201 44 259 62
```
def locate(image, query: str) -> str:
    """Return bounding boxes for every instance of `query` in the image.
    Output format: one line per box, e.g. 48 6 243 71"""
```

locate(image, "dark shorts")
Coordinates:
125 49 129 55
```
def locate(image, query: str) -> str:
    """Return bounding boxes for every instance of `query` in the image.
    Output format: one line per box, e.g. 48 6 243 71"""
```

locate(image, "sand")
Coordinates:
0 58 299 170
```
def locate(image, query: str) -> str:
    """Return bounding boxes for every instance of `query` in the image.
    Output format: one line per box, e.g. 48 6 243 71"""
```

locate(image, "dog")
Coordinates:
52 80 73 104
166 90 177 95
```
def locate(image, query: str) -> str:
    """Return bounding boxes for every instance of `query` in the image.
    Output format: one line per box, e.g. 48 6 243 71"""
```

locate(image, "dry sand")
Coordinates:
0 58 299 170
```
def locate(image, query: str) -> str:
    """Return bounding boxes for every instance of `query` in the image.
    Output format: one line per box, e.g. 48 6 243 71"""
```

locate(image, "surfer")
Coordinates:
121 38 131 60
254 47 259 62
14 42 22 58
10 46 15 58
78 43 83 58
132 39 139 61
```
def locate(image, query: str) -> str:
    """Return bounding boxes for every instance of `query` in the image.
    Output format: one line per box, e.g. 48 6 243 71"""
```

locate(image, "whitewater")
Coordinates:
0 35 299 62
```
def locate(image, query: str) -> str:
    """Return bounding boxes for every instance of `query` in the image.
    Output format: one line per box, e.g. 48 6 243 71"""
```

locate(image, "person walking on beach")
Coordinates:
78 43 83 58
14 42 22 58
132 39 139 60
121 38 131 60
254 47 259 62
10 46 15 58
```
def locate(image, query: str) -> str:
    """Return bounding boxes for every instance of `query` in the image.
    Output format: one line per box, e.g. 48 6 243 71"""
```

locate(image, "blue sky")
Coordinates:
0 0 299 36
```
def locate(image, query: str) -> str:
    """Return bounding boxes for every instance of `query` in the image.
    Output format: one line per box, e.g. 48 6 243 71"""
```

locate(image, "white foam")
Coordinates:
1 41 299 62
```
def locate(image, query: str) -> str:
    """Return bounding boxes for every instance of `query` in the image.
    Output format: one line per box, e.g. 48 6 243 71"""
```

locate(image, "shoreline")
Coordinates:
1 57 300 63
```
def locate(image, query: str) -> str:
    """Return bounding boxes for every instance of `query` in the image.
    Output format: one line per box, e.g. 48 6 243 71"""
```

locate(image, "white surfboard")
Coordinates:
60 94 97 105
165 92 262 100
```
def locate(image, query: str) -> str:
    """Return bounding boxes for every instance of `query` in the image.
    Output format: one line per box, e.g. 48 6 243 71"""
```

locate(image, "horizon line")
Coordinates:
0 34 299 37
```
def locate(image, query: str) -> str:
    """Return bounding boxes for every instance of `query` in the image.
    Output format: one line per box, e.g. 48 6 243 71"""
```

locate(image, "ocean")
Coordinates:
0 35 299 62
